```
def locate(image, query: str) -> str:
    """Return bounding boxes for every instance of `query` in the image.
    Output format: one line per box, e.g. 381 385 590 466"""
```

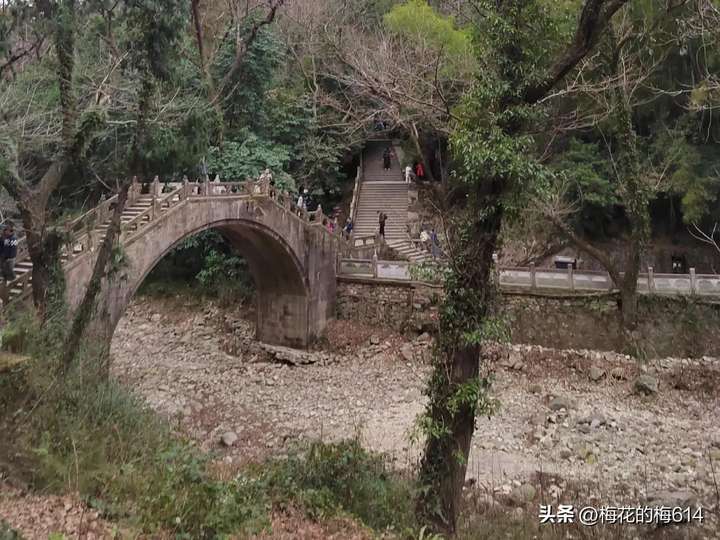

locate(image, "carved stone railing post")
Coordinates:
568 265 575 291
151 176 159 219
182 177 189 200
648 266 655 294
690 267 696 295
152 175 160 198
530 262 537 290
127 176 136 205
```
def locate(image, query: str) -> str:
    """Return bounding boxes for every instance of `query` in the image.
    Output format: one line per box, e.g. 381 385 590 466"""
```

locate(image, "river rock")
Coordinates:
221 431 238 447
400 343 414 362
509 483 536 506
549 396 574 411
588 366 605 382
634 375 659 395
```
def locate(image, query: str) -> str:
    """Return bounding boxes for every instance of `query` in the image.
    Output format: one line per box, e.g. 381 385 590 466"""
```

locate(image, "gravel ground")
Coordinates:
4 295 717 538
108 297 720 537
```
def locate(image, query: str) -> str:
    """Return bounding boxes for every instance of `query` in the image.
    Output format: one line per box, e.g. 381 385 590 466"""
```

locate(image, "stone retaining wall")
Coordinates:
336 278 720 357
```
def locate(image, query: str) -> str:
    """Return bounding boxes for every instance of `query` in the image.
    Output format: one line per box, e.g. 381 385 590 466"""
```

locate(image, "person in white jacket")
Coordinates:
404 165 413 183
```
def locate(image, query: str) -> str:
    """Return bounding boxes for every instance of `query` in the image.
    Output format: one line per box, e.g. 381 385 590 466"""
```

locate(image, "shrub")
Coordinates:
259 440 417 533
0 521 22 540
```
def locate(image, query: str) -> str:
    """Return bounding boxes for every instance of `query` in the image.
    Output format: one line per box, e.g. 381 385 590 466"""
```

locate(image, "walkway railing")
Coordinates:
338 258 720 298
348 156 363 226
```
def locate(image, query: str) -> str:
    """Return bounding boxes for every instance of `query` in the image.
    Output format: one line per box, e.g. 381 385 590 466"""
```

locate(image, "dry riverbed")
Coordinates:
3 295 718 538
109 297 720 537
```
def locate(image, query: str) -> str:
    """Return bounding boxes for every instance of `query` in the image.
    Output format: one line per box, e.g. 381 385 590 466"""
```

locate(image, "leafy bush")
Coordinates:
3 349 419 537
260 440 417 533
141 230 254 304
0 520 22 540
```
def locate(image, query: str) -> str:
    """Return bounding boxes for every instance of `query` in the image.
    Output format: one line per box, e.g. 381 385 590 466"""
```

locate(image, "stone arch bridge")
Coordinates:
7 179 343 348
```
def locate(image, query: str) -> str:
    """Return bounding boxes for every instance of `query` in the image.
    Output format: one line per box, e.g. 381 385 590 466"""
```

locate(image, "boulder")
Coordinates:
588 366 605 382
500 351 524 370
634 374 659 395
221 431 238 447
646 490 698 516
370 335 380 345
400 343 414 362
549 396 574 411
509 483 536 506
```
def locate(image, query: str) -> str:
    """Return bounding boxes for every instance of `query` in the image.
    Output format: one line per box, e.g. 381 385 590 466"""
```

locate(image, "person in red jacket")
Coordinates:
415 162 425 182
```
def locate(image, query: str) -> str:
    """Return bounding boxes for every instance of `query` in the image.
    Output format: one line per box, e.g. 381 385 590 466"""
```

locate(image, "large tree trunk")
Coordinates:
417 345 480 531
26 230 63 317
417 198 502 533
61 181 130 371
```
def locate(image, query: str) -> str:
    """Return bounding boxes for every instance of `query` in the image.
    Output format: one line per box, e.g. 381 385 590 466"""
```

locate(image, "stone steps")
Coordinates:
3 199 170 301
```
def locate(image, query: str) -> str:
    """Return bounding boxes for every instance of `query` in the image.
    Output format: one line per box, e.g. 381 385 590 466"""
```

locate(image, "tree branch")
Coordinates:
524 0 632 104
216 0 285 100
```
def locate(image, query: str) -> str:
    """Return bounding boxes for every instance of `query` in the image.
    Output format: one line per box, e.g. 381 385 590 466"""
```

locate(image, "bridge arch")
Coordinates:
63 195 338 348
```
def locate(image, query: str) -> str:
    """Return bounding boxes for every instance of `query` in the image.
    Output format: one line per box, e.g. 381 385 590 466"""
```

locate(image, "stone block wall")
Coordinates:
335 278 441 332
336 277 720 357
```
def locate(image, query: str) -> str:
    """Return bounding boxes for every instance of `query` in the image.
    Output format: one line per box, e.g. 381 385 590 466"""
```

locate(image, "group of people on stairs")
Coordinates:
382 145 426 183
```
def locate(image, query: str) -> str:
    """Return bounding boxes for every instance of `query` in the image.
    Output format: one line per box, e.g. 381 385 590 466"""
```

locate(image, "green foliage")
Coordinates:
0 319 30 353
122 0 188 81
649 129 720 224
214 19 285 131
206 131 294 190
142 230 255 303
0 520 22 540
385 1 475 75
261 439 416 532
553 138 617 208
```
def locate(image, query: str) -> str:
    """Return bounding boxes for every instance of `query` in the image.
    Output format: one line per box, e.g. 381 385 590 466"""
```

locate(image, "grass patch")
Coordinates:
1 352 419 538
0 521 23 540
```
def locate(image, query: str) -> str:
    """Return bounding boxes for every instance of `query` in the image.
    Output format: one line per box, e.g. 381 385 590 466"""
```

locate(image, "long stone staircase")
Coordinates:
352 141 432 263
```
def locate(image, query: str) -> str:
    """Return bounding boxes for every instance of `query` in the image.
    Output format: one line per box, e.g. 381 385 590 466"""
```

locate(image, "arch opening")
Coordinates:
127 220 310 348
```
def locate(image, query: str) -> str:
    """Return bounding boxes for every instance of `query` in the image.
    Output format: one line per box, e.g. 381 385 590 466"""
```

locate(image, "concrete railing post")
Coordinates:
372 251 378 278
568 265 575 291
129 176 138 205
648 266 655 294
182 178 189 200
690 267 697 295
530 262 537 290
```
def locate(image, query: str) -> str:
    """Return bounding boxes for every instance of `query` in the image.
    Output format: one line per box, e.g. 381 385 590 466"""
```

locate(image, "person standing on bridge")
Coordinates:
430 227 441 259
1 222 18 283
297 188 308 214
